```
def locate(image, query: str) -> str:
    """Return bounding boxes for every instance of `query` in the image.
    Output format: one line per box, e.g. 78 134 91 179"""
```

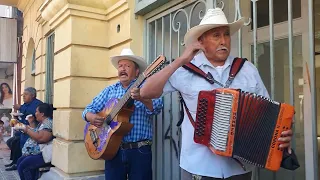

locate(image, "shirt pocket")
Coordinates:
182 79 214 98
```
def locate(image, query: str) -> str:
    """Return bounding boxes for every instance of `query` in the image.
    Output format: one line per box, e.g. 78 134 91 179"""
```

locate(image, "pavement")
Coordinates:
0 137 19 180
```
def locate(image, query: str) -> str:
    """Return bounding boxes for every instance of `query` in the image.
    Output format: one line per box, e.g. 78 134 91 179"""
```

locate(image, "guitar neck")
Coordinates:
109 74 146 119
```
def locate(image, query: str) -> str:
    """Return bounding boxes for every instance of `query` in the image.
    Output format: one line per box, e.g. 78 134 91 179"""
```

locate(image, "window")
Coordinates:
45 33 55 104
31 49 35 75
251 36 306 179
135 0 170 15
250 0 301 29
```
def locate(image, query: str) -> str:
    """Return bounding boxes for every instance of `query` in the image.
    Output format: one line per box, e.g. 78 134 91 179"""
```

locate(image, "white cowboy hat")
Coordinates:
110 48 147 72
184 8 245 46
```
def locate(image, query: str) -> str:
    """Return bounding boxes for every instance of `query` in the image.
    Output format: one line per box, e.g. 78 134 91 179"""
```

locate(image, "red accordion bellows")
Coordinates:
194 88 294 171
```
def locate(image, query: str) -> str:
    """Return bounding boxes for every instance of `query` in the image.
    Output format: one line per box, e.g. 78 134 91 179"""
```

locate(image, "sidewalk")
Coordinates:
0 138 19 180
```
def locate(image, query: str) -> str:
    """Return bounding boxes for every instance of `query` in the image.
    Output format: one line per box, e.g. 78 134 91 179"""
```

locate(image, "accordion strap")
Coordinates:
177 57 247 128
178 92 196 127
182 63 215 84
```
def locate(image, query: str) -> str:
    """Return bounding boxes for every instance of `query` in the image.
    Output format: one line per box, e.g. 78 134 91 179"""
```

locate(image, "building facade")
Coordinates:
0 0 319 180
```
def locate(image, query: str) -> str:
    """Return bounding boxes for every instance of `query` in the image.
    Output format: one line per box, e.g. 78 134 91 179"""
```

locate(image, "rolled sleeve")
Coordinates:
146 98 163 115
82 109 97 122
82 87 110 121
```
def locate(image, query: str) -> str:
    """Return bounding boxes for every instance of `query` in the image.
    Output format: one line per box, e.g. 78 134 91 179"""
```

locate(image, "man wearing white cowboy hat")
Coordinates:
82 48 163 180
140 8 294 180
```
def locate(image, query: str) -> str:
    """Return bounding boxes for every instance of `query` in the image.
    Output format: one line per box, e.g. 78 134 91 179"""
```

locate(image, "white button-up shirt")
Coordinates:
163 52 269 178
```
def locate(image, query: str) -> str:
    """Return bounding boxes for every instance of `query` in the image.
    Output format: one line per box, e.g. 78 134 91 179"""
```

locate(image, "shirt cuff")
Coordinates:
146 100 162 115
82 109 96 122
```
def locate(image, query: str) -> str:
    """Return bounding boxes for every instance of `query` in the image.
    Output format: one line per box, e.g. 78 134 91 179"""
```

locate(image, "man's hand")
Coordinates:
130 87 154 111
130 88 142 101
86 113 105 128
178 41 205 65
278 129 293 154
13 104 21 110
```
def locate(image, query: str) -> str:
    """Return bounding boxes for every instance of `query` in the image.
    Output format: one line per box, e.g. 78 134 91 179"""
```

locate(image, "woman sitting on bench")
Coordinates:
14 103 55 180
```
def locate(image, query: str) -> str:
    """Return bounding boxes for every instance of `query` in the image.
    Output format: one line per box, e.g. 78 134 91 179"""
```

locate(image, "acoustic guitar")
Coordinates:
84 55 166 160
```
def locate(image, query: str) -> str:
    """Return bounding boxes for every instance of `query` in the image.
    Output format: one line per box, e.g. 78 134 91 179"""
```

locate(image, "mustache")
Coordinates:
119 72 128 76
216 46 229 52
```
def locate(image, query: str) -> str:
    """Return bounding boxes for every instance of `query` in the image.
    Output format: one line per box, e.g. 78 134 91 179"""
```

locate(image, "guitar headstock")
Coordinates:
143 55 167 78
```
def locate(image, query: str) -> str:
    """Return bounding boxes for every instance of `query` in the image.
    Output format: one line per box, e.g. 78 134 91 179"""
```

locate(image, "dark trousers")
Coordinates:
105 145 152 180
181 168 252 180
6 135 22 164
17 154 45 180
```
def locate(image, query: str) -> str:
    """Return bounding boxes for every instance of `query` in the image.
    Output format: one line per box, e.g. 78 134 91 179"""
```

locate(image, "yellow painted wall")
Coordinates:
16 0 146 177
20 0 47 101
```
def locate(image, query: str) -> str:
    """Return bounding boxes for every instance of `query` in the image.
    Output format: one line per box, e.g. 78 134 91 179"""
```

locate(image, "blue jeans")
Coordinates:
105 145 152 180
17 153 45 180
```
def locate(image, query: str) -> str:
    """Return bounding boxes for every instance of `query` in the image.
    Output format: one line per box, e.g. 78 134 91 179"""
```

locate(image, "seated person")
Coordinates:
0 120 4 142
5 87 43 171
14 87 43 149
14 103 54 180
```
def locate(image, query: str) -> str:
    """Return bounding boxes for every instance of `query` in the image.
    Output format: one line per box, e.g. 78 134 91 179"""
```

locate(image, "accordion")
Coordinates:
194 88 294 171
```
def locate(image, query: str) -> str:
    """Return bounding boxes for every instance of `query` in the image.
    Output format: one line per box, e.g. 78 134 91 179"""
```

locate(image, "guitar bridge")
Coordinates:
89 129 99 148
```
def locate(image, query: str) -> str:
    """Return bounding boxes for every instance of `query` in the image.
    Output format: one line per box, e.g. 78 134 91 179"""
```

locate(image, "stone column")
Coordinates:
38 0 144 179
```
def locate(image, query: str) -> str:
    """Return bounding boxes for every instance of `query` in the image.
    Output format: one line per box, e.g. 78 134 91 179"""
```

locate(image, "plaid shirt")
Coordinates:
82 80 163 142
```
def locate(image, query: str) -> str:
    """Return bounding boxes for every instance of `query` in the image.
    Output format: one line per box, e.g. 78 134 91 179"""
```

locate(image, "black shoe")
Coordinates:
4 162 14 167
5 164 17 171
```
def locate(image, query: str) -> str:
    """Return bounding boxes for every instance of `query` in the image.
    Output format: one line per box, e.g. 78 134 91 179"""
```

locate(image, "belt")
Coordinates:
120 140 152 150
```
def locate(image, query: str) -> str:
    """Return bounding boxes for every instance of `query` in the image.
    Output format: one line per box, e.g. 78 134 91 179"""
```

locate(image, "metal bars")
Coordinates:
288 1 296 179
252 0 258 67
269 0 275 99
307 0 318 179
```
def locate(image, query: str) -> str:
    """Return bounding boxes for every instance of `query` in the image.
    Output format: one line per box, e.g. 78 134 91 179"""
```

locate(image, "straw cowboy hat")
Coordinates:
184 8 245 46
110 48 147 73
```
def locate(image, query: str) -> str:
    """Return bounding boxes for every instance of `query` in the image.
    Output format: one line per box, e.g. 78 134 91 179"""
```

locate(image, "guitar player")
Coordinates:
82 48 163 180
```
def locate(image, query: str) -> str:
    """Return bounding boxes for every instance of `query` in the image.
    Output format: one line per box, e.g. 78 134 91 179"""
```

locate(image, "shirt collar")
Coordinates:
193 52 233 69
115 79 137 90
24 98 37 106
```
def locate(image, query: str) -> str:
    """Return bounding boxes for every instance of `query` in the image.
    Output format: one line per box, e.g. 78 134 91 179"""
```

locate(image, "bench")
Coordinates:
37 163 54 179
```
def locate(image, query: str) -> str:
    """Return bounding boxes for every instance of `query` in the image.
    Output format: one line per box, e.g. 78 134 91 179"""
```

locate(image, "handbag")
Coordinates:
40 140 53 163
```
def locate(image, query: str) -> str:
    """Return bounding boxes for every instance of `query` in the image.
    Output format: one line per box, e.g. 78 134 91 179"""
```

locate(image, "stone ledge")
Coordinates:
52 139 105 173
40 0 122 23
40 167 104 180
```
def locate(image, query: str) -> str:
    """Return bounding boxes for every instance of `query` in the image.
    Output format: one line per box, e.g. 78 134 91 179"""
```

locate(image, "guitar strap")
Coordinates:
177 57 247 127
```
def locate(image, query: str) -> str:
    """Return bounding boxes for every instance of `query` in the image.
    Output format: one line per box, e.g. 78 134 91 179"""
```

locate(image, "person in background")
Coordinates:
14 103 55 180
0 120 4 143
5 87 42 171
0 83 13 108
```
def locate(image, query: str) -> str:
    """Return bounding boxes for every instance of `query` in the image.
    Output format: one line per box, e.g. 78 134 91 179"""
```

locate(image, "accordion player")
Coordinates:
193 88 295 171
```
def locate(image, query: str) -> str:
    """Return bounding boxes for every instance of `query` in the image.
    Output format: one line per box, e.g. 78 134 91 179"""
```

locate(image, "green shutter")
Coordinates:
45 33 55 104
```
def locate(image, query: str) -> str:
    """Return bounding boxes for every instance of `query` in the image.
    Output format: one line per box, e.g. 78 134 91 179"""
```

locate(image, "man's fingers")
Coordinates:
279 143 290 149
95 116 105 121
281 130 293 136
278 136 292 143
94 121 103 128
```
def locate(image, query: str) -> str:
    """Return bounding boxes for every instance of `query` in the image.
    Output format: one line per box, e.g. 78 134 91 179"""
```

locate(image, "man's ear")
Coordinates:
198 36 204 44
135 68 140 77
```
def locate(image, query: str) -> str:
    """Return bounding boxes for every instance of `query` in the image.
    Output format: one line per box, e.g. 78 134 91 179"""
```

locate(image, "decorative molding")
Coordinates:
38 0 127 29
17 0 31 12
105 0 129 21
41 0 68 22
36 12 46 24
